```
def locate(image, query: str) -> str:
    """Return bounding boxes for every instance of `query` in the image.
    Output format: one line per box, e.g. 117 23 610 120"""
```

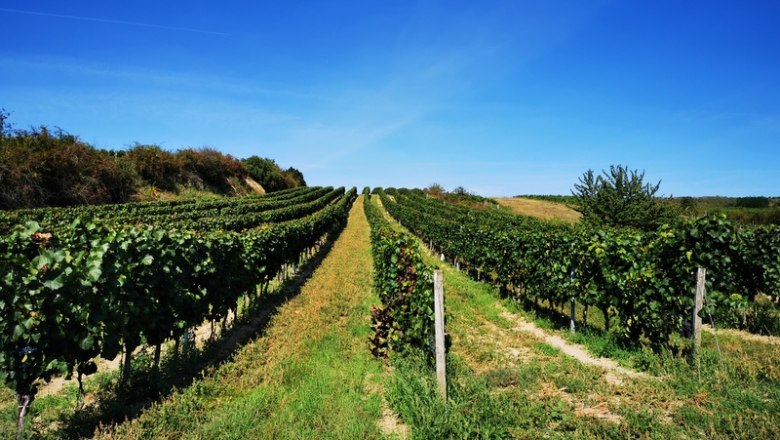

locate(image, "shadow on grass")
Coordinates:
518 296 608 337
48 228 344 439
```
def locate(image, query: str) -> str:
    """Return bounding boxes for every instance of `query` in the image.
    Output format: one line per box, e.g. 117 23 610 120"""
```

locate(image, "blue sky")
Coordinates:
1 1 778 196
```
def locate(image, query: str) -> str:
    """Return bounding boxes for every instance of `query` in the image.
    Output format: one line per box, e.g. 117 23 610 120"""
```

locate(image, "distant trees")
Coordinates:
572 165 678 231
734 197 770 209
242 156 305 192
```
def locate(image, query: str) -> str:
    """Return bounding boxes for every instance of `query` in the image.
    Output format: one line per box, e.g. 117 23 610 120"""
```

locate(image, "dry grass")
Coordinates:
493 197 581 223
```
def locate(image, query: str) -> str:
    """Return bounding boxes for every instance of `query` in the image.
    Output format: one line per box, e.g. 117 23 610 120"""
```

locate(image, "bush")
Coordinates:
0 127 138 208
177 148 245 192
126 145 181 190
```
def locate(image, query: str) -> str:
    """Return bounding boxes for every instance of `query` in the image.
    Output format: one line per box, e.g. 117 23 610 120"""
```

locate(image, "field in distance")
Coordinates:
493 197 581 223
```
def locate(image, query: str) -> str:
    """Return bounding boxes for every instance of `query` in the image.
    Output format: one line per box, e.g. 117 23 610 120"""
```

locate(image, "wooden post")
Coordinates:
16 394 32 440
570 297 576 334
693 267 705 371
569 268 576 334
433 270 447 400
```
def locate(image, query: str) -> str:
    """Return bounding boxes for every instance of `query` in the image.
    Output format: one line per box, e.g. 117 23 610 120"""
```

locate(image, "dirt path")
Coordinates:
497 310 649 386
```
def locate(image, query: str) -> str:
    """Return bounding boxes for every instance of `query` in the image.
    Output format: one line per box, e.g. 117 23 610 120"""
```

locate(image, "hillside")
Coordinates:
0 114 305 209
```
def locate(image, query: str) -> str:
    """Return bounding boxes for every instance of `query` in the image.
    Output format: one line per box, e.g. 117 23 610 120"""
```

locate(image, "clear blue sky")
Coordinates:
1 1 778 196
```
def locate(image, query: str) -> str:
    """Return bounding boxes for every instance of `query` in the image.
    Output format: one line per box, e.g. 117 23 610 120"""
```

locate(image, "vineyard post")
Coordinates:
569 267 576 334
434 270 447 400
570 298 576 334
16 394 32 440
182 331 188 353
693 267 706 372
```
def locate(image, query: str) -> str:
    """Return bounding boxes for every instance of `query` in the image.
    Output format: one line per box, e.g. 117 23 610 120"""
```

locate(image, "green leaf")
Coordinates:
79 335 95 351
88 266 102 281
12 324 25 339
44 275 65 290
22 221 40 236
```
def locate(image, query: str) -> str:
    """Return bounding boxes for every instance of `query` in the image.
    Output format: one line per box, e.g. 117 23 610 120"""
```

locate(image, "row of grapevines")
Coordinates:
380 188 779 346
363 189 435 358
0 185 315 232
87 186 333 228
172 187 345 231
0 188 357 414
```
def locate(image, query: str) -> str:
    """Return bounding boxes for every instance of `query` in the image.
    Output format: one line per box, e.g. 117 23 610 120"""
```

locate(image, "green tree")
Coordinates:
572 165 678 231
242 156 289 192
0 108 9 136
284 167 306 187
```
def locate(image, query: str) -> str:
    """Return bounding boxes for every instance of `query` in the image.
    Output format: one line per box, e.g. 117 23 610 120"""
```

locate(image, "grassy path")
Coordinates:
102 196 395 439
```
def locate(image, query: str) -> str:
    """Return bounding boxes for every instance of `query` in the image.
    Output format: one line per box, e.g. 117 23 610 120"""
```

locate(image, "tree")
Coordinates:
424 183 445 197
0 108 9 136
284 167 306 187
572 165 678 231
242 156 288 192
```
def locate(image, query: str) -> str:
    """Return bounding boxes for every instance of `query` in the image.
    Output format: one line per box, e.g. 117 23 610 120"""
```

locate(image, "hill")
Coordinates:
0 112 305 209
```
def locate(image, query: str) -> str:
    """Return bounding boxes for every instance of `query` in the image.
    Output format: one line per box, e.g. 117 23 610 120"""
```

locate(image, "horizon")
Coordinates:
2 1 778 197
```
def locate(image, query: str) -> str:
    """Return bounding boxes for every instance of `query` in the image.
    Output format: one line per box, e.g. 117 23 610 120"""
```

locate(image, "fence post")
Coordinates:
693 267 706 372
434 270 447 400
570 298 576 334
569 267 576 334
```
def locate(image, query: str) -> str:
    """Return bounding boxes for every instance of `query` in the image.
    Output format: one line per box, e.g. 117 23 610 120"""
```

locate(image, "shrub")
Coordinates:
0 126 138 208
126 144 181 190
177 148 244 192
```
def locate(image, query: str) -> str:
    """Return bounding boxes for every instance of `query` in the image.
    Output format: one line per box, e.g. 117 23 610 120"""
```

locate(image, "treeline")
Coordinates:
676 196 780 225
0 112 305 209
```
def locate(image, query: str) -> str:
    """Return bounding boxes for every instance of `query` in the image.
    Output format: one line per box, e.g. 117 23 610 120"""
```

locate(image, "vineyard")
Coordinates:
377 188 780 345
0 185 357 436
1 186 778 439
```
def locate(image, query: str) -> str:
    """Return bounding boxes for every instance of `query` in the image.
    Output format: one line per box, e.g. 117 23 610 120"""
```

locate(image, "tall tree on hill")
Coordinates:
572 165 678 231
242 156 305 192
285 167 306 187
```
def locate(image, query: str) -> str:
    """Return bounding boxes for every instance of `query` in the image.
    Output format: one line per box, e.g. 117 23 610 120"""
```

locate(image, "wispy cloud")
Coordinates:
0 7 230 36
0 56 322 101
